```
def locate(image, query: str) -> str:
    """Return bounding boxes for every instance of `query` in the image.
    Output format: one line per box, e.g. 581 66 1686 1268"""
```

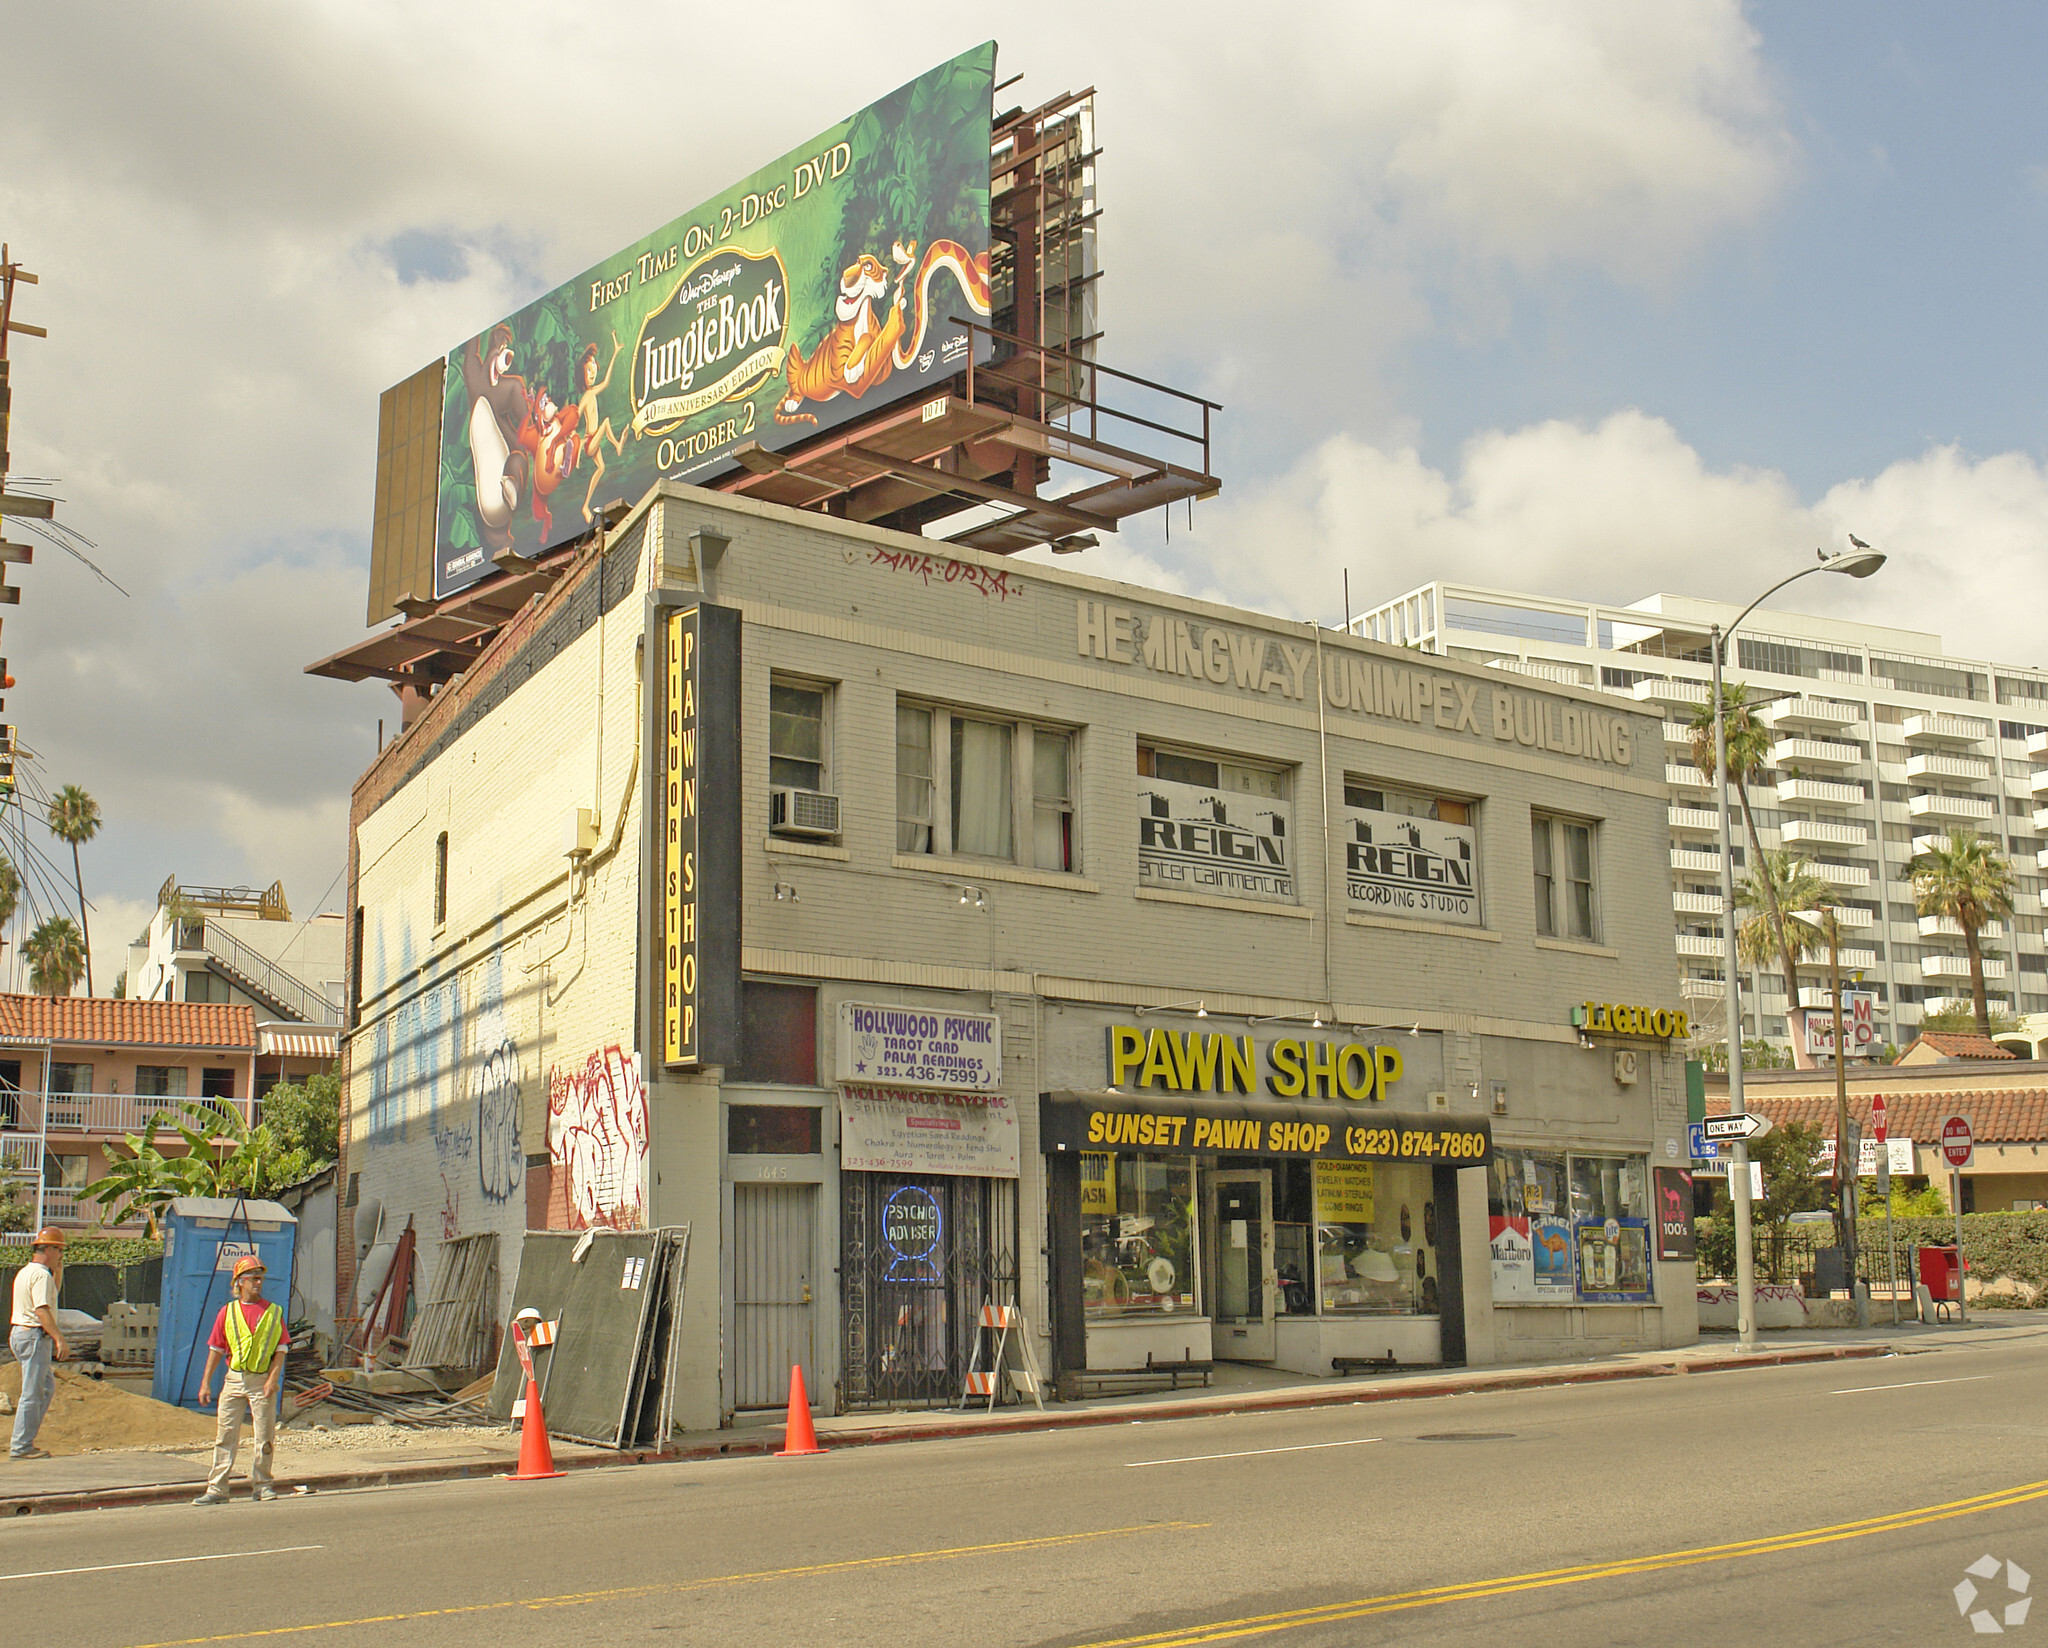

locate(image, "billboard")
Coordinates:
434 44 996 599
1804 989 1878 1059
1339 803 1478 926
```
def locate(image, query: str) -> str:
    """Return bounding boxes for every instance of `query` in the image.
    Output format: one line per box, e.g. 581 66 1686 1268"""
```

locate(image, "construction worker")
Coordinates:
9 1227 68 1460
193 1255 285 1504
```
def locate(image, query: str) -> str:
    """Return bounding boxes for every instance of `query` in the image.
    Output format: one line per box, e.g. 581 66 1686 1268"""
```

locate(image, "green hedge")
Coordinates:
0 1236 164 1271
1696 1211 2048 1289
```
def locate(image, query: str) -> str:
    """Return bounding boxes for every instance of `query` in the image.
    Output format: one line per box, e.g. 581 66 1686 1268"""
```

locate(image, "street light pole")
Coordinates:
1713 622 1759 1351
1709 545 1886 1354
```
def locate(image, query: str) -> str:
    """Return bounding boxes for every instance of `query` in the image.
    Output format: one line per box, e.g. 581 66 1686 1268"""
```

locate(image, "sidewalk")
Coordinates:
8 1312 2044 1518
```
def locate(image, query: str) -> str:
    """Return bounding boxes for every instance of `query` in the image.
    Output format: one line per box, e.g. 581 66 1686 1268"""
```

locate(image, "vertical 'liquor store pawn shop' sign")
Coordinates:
664 606 700 1065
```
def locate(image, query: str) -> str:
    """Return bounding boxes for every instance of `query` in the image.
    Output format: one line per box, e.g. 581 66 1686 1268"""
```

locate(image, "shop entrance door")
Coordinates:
732 1182 815 1410
1207 1170 1276 1361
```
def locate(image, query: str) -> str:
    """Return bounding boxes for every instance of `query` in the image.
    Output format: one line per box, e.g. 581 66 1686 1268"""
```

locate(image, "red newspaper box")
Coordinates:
1918 1245 1964 1320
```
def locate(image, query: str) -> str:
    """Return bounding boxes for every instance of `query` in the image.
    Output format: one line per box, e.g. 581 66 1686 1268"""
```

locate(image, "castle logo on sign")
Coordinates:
1137 777 1294 904
1342 805 1478 926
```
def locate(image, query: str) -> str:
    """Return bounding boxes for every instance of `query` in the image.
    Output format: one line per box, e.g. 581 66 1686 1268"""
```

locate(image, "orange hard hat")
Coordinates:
231 1255 267 1280
32 1227 65 1249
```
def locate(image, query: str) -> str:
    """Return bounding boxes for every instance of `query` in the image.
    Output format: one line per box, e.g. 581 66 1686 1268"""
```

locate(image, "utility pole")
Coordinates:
0 242 38 708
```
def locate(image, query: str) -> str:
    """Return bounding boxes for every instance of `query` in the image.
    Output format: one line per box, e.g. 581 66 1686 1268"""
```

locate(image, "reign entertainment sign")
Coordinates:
1137 777 1294 903
432 44 996 598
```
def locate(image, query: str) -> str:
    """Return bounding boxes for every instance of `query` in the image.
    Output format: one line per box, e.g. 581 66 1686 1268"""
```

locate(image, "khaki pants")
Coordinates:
206 1369 276 1494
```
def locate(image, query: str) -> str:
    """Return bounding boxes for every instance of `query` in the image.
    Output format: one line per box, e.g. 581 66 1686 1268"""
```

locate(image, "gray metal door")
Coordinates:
733 1183 816 1409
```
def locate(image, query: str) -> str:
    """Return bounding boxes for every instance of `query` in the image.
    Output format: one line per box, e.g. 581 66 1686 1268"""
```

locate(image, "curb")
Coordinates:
0 1342 1893 1517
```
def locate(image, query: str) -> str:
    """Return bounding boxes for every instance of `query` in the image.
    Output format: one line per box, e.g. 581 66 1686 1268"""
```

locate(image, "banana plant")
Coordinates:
81 1099 304 1234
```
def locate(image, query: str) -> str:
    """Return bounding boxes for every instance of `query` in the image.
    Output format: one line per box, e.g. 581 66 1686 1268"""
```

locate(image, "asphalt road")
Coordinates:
8 1335 2048 1647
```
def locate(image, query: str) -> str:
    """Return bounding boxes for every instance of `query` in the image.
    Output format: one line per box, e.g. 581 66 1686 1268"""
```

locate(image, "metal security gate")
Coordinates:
841 1172 1018 1410
732 1183 816 1409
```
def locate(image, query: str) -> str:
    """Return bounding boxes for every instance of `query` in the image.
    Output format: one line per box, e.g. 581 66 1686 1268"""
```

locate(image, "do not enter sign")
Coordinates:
1942 1115 1975 1171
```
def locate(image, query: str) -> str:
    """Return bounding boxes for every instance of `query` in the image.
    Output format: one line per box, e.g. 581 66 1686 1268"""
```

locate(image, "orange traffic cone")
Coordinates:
775 1364 826 1457
507 1374 565 1480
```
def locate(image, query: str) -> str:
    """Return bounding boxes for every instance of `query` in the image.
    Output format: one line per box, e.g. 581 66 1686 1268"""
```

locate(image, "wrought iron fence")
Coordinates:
841 1172 1018 1411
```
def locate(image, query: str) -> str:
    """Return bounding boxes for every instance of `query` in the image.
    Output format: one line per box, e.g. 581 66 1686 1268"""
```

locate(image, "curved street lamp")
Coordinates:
1715 544 1885 1352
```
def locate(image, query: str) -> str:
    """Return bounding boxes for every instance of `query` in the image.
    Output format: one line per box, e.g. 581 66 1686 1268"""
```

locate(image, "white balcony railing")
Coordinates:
1904 712 1993 745
1633 677 1711 709
1780 819 1870 848
1666 765 1710 789
2029 730 2048 763
2031 769 2048 800
1919 915 2007 941
1808 861 1874 887
1921 994 2012 1017
1771 736 1863 768
1908 792 1997 821
1673 891 1726 916
1760 697 1863 731
1794 946 1878 971
1669 806 1721 833
1675 934 1725 958
1824 905 1875 928
1663 722 1696 749
1907 752 1993 783
1777 777 1866 807
1799 987 1887 1010
1672 849 1723 874
1922 955 2008 981
1680 976 1726 1000
0 1091 251 1135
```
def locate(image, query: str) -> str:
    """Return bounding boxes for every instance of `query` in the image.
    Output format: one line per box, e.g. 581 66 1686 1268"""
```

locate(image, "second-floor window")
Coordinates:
434 831 449 927
898 703 1080 871
1532 812 1598 942
770 680 829 792
135 1065 189 1099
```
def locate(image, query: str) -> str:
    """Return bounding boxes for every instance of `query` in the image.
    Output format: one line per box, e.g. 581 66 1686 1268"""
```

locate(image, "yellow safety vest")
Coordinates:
223 1300 284 1374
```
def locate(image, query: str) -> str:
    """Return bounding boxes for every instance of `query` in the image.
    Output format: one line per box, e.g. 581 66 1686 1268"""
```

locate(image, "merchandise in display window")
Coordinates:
1081 1155 1197 1317
1309 1159 1439 1317
1487 1148 1653 1303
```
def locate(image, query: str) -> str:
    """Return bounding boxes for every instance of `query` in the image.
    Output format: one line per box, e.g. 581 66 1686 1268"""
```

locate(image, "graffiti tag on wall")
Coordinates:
547 1046 647 1230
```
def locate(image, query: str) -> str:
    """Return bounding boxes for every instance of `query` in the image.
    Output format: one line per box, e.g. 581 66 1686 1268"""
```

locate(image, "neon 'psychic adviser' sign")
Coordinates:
432 44 996 598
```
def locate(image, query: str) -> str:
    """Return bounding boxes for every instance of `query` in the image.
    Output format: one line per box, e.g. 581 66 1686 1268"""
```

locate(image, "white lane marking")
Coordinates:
1128 1438 1381 1468
0 1546 323 1583
1831 1375 1991 1396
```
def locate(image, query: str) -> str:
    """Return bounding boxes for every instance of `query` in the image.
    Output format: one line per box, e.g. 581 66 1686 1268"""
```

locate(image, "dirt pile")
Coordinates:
0 1362 215 1453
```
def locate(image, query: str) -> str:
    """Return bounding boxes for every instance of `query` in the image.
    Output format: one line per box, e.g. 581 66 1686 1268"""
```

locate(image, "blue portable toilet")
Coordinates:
154 1197 298 1412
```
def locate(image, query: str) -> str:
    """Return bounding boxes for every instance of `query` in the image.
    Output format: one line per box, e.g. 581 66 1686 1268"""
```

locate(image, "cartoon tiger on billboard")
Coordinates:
775 238 991 425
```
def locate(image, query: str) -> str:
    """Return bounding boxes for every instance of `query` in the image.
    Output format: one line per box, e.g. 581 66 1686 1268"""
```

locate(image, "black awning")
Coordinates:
1039 1090 1491 1166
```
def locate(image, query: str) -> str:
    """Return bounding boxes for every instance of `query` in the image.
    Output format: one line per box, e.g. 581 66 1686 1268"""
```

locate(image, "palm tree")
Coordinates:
1912 827 2015 1038
47 785 102 994
1735 851 1838 1046
22 915 86 996
1690 683 1815 1065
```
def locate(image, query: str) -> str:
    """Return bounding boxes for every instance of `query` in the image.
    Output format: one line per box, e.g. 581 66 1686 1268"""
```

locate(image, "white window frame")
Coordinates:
769 675 834 796
898 700 1082 872
1532 810 1600 943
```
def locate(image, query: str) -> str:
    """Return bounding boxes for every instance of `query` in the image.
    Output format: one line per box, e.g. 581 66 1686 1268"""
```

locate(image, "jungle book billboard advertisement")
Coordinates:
434 44 996 599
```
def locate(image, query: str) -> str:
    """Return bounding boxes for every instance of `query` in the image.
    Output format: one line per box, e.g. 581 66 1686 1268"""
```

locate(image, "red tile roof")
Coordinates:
1711 1087 2048 1145
1905 1033 2016 1060
0 995 257 1051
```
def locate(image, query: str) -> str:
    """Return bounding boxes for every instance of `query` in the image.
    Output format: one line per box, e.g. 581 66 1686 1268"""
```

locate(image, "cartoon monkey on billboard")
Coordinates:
460 325 532 554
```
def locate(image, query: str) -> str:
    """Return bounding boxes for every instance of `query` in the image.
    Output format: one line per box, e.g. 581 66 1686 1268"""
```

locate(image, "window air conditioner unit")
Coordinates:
770 787 840 838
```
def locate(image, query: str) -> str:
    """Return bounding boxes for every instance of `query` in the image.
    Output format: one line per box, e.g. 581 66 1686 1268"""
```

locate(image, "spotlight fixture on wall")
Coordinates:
1249 1008 1330 1029
949 883 991 911
1137 1000 1208 1017
773 882 799 903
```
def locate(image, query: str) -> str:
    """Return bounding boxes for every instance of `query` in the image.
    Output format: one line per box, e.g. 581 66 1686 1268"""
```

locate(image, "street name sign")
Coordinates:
1704 1114 1774 1143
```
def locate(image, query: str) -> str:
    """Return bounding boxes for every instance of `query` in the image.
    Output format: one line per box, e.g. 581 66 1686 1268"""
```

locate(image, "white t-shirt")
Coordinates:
10 1260 55 1330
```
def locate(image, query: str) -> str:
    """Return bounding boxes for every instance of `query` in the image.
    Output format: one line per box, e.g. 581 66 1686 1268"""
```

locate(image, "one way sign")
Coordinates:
1704 1114 1775 1143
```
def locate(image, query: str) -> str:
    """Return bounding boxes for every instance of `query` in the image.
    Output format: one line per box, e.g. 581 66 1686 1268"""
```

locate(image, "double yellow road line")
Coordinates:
1076 1479 2048 1647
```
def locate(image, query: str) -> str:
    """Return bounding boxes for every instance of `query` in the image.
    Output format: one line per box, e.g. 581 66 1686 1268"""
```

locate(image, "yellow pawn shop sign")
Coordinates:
1106 1024 1405 1103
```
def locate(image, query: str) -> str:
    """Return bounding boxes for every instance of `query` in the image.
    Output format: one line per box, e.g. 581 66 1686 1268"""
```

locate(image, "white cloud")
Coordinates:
1089 415 2048 678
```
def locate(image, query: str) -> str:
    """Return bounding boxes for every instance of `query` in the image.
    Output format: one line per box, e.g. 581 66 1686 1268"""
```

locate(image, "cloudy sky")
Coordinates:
4 1 2046 989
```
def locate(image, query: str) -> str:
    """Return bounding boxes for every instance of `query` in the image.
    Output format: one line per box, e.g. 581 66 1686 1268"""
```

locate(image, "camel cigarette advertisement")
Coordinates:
1137 778 1295 904
433 44 996 599
1341 804 1479 926
839 1082 1020 1179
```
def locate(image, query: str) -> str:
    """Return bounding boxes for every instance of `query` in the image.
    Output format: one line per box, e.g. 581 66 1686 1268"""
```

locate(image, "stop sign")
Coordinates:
1871 1094 1889 1144
1942 1115 1974 1170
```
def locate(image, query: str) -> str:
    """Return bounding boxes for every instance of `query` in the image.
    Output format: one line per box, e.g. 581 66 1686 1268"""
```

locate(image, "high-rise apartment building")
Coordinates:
1354 583 2048 1050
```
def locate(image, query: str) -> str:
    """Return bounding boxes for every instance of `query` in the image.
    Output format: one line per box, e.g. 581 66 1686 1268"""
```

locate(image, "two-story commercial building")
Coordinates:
333 483 1698 1429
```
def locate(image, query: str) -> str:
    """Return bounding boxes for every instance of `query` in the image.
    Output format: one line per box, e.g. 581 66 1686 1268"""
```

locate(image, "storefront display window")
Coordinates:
1312 1159 1438 1316
1488 1148 1652 1304
1081 1155 1197 1317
